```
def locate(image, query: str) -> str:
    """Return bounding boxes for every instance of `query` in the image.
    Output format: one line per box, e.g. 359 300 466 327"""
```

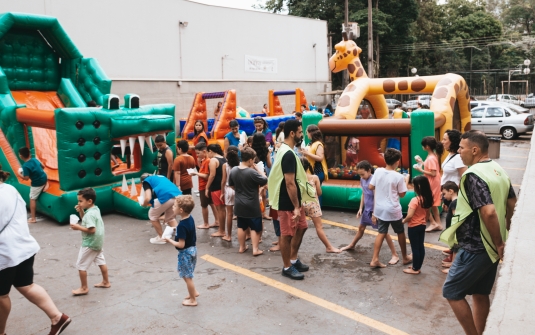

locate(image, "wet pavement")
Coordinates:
6 137 530 335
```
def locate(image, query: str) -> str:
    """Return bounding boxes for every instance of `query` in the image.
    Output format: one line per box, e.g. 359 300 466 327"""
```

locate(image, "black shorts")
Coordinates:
237 217 263 233
377 219 404 234
0 255 35 295
181 188 192 195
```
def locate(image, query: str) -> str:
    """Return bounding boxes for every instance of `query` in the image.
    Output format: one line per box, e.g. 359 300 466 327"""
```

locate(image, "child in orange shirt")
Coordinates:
191 143 219 229
402 176 433 275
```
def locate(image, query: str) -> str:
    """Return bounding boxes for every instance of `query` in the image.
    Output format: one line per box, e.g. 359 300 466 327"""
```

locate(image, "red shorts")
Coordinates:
210 190 224 206
278 207 307 237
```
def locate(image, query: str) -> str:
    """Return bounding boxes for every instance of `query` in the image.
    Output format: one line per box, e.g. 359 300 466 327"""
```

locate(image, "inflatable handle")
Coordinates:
273 90 296 96
202 92 226 99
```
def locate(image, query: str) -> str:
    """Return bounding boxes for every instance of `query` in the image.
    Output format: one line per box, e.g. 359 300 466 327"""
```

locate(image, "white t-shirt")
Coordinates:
369 168 407 221
441 153 465 185
0 183 40 270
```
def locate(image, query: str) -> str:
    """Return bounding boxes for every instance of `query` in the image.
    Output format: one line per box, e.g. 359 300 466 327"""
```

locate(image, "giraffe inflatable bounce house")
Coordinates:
306 32 471 210
329 32 471 135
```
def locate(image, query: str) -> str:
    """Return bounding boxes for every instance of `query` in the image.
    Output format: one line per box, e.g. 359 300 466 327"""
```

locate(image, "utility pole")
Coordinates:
367 0 373 78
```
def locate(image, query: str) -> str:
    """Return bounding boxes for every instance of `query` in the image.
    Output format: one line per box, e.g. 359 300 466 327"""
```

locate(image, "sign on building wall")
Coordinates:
244 55 278 74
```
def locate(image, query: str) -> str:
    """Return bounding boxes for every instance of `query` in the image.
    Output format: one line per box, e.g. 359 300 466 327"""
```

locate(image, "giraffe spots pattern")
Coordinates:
466 90 469 99
353 49 358 56
383 80 396 93
338 95 351 107
450 97 456 111
355 60 361 67
348 63 356 74
454 84 459 94
464 122 471 131
433 87 449 99
411 79 426 92
398 80 408 90
347 84 357 92
356 68 364 77
437 78 452 87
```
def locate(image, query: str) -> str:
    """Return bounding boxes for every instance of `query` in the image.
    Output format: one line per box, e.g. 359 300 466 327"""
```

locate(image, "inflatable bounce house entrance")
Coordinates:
0 13 175 223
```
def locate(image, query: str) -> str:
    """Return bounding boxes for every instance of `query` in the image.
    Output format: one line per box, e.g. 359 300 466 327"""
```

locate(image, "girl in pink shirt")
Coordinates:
414 136 444 232
402 176 433 274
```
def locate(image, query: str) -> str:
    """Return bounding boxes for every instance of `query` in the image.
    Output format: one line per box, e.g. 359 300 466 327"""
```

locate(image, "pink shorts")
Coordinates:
211 190 224 206
278 207 307 237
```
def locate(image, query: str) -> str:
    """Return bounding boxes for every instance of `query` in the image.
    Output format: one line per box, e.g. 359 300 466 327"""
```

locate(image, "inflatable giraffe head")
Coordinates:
329 32 367 79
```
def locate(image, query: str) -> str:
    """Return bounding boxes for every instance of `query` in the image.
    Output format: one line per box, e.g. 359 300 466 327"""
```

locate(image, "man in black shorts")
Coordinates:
441 131 517 335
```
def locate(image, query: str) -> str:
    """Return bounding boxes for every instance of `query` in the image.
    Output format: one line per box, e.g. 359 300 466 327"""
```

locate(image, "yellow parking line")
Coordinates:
513 184 521 187
201 254 410 335
320 218 448 252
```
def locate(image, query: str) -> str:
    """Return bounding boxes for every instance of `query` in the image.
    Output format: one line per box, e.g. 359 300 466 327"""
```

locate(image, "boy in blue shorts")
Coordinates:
164 195 198 307
18 147 48 223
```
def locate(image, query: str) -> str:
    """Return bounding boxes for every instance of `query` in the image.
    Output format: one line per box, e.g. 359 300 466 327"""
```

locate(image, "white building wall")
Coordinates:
0 0 331 119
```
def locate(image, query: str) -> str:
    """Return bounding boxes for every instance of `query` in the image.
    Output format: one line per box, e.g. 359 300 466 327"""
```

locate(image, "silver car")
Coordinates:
471 106 533 139
406 95 431 109
385 99 405 111
487 94 524 107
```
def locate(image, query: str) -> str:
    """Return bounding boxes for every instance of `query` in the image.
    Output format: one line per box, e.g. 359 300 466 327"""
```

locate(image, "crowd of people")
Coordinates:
0 107 518 334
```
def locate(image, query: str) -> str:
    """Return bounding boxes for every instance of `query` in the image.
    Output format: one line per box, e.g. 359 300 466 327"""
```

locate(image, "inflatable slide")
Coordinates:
0 13 175 223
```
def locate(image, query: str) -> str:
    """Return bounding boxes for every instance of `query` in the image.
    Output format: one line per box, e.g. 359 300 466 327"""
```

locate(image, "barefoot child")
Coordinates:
300 158 340 253
401 176 433 274
164 195 199 306
220 146 240 242
205 144 227 238
71 188 110 295
192 143 219 229
228 147 268 256
414 136 443 232
341 161 400 265
369 149 411 268
18 147 48 223
440 181 459 274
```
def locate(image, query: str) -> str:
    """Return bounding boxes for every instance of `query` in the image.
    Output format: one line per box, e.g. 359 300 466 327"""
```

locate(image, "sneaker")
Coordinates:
150 236 166 245
282 266 304 280
48 313 71 335
293 259 309 272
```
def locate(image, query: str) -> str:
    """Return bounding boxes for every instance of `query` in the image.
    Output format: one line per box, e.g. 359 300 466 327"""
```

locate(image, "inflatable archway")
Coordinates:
268 88 308 116
0 13 175 223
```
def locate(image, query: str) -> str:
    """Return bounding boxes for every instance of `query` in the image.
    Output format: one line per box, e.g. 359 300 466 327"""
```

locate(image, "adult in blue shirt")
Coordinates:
224 120 246 154
141 173 181 245
309 101 318 111
18 147 48 223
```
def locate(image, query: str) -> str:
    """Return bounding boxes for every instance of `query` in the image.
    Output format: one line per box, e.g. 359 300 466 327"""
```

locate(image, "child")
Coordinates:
301 158 340 253
228 147 268 256
192 143 219 229
369 148 411 268
341 161 400 265
401 176 433 274
18 147 48 223
70 188 110 295
414 136 444 232
220 146 240 242
205 144 227 238
164 195 199 306
440 181 459 274
269 207 281 252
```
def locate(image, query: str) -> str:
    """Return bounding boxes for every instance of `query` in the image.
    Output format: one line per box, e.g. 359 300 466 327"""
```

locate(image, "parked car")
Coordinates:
385 99 406 111
524 93 535 108
406 95 431 109
486 94 525 107
470 106 533 139
472 101 529 113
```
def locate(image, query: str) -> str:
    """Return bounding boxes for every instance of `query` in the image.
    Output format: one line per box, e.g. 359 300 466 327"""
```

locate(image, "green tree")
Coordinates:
502 0 535 34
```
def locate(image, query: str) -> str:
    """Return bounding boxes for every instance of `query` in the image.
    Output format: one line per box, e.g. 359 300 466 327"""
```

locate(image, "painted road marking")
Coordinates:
513 184 521 187
201 254 410 335
320 218 448 252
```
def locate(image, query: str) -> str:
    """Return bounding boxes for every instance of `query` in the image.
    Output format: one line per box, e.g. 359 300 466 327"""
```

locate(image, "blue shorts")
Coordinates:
177 246 197 279
237 217 263 233
442 248 498 300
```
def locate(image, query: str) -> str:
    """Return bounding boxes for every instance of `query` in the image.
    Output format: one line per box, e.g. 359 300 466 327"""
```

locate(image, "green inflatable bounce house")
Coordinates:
0 13 175 223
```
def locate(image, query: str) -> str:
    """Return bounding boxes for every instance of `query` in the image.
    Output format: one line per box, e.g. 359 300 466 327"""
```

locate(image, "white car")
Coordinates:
471 101 529 113
471 105 533 139
406 95 431 109
385 99 406 111
487 94 524 107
